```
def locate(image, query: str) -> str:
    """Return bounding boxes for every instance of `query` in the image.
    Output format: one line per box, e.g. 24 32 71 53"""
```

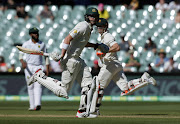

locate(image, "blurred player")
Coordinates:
89 18 157 117
19 27 50 111
28 7 108 118
57 7 109 118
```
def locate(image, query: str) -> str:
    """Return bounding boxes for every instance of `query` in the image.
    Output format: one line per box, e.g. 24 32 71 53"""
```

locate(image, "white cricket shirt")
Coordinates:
100 32 118 61
66 21 92 58
21 39 47 65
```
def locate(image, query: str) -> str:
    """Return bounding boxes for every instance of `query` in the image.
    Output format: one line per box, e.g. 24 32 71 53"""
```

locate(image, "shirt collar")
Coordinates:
85 21 93 31
101 31 108 39
30 39 39 44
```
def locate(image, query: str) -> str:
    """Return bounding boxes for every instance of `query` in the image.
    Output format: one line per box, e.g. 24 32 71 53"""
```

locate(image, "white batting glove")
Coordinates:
50 52 61 62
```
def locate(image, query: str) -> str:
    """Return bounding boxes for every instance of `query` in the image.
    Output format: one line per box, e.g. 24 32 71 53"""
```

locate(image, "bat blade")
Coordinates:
16 46 49 56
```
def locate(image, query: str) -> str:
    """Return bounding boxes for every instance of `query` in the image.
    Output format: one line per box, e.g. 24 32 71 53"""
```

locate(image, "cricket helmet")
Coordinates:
29 27 39 34
96 18 108 28
85 7 99 22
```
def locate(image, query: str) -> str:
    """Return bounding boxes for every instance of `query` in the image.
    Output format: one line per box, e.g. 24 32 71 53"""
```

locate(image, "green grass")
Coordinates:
0 101 180 124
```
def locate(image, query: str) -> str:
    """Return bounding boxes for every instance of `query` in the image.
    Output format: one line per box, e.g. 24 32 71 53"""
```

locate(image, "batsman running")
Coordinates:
27 8 109 118
89 18 157 118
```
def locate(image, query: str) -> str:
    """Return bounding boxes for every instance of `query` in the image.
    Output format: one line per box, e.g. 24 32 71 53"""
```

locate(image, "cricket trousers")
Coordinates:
24 64 44 109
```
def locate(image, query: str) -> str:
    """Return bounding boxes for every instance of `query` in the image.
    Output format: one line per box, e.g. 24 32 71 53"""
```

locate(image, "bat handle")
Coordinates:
43 53 50 56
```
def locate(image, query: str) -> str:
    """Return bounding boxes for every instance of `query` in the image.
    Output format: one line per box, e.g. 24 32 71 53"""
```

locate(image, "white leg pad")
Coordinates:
35 76 68 99
128 78 141 89
86 77 96 116
90 76 99 113
121 81 149 96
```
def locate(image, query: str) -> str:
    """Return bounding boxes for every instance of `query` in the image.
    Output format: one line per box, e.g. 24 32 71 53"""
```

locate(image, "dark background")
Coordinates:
0 0 177 7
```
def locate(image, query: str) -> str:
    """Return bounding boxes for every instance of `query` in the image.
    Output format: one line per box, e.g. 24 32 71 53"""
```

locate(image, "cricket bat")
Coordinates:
16 46 49 56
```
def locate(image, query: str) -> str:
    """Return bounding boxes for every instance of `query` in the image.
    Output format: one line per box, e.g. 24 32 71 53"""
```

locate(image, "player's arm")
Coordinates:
60 34 73 58
45 63 49 76
86 42 109 54
19 58 27 69
60 24 84 59
108 43 120 52
85 42 99 50
105 36 119 52
19 44 27 69
45 58 50 76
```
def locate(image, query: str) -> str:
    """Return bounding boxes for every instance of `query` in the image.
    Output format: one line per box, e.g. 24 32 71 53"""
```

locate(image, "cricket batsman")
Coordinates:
27 8 109 118
89 18 157 118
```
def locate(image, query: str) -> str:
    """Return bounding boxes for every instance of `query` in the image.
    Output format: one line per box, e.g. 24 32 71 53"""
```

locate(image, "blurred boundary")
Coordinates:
0 95 180 102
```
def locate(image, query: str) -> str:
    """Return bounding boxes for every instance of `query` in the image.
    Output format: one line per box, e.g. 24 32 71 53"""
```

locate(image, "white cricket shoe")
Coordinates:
87 108 100 118
87 114 98 118
76 111 86 118
121 72 157 97
28 108 35 111
121 82 149 96
27 69 45 86
141 72 157 86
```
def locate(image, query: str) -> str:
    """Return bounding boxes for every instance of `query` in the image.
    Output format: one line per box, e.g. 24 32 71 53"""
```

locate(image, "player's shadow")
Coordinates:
134 114 168 115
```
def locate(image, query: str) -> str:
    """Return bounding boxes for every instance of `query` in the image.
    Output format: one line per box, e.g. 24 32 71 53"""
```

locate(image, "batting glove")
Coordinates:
98 43 109 53
50 52 61 62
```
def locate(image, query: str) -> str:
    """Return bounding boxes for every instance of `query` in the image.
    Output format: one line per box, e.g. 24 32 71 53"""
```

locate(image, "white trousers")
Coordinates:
98 60 128 91
61 57 93 110
61 57 93 91
24 64 43 109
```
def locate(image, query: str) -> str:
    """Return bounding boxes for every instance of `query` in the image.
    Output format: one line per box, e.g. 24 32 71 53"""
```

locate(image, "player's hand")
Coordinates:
21 61 27 69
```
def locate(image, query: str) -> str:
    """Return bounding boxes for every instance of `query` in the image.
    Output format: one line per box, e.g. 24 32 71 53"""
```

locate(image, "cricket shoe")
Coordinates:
87 114 98 118
141 72 157 86
87 108 100 118
121 83 147 96
27 69 45 86
76 110 86 118
28 108 35 111
121 90 130 96
35 105 41 111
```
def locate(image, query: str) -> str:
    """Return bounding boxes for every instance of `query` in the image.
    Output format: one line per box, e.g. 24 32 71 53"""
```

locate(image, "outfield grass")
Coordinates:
0 101 180 124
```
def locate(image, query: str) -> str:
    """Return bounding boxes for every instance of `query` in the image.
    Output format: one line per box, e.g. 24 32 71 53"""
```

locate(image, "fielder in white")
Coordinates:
27 7 109 118
19 27 50 111
89 18 157 117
